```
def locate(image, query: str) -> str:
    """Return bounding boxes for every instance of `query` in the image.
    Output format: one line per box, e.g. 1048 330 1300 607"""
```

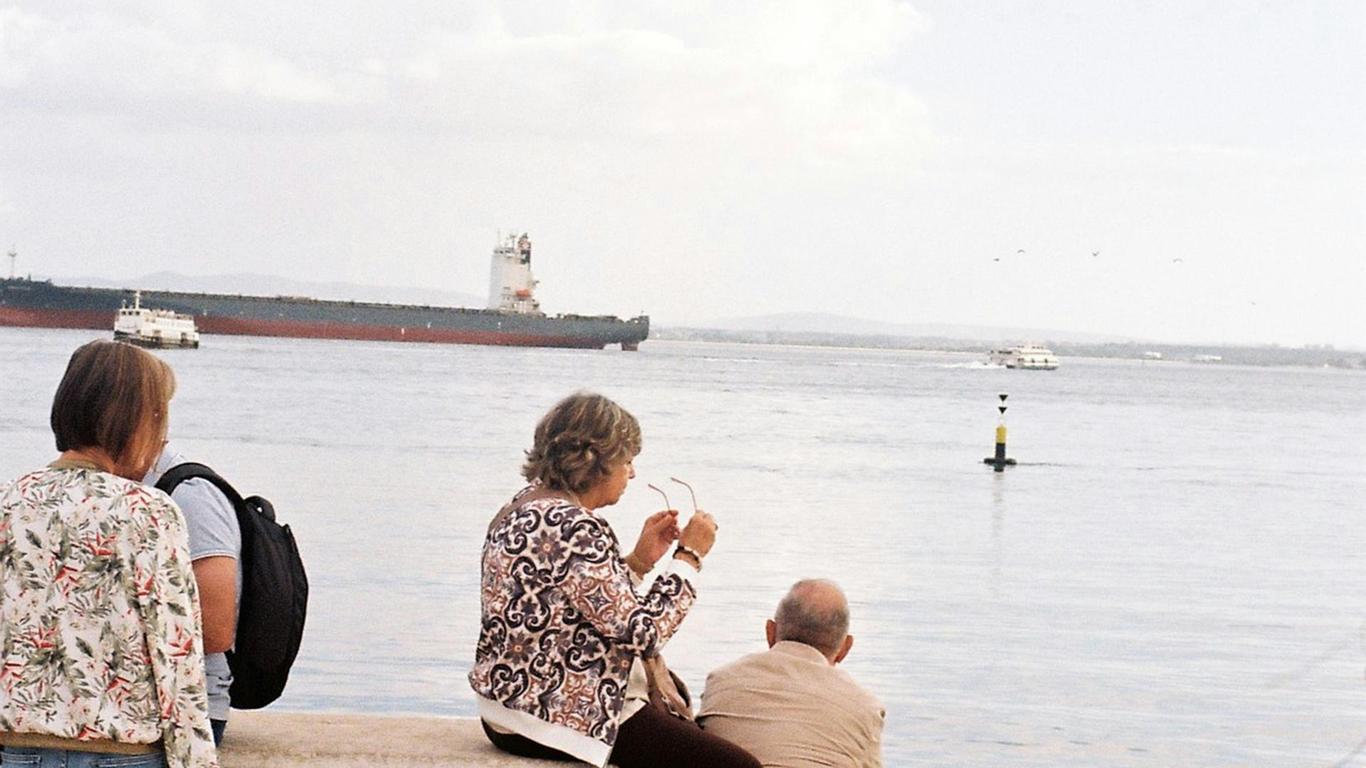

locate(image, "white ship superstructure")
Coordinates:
113 292 200 348
487 232 542 314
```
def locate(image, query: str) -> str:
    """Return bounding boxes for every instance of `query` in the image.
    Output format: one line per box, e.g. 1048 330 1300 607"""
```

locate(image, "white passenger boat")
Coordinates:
113 292 200 348
988 344 1058 370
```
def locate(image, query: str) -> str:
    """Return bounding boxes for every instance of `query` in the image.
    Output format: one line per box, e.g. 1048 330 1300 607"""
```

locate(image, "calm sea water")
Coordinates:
2 327 1363 766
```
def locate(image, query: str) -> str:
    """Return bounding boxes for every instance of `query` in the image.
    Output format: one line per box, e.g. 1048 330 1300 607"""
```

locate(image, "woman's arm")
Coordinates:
558 513 697 656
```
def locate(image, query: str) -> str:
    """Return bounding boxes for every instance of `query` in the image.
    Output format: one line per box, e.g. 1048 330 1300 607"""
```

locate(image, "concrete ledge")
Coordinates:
221 711 565 767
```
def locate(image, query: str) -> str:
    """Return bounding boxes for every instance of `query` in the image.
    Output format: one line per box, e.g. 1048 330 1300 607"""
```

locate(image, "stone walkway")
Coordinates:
220 711 564 767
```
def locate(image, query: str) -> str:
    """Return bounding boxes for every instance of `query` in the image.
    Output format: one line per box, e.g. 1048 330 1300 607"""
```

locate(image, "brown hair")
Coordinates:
522 392 642 495
50 340 176 473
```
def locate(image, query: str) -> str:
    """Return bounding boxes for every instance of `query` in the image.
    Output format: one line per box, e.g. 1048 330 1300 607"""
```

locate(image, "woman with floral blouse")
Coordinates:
0 340 218 768
469 392 758 768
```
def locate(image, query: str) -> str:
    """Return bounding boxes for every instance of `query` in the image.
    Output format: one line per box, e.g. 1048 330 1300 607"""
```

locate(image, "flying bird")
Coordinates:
1091 251 1100 258
1171 258 1184 264
1016 249 1026 254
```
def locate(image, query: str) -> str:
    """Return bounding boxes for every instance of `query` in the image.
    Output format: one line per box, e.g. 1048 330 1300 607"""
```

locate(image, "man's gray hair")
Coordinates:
773 579 850 656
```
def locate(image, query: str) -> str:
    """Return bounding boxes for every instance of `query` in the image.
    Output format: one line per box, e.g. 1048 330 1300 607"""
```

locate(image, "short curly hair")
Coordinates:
522 392 642 495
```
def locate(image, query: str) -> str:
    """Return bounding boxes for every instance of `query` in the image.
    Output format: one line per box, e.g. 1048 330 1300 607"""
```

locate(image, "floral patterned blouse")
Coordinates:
0 465 218 768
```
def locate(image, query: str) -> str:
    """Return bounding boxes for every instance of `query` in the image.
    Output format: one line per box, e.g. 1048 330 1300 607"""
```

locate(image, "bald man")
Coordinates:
698 580 885 767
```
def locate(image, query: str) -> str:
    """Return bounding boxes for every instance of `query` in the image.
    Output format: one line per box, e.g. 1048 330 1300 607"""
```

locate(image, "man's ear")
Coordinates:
832 634 854 664
765 619 778 648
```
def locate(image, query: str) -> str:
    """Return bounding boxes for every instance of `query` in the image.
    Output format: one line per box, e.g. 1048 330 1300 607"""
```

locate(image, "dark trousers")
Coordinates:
482 706 760 768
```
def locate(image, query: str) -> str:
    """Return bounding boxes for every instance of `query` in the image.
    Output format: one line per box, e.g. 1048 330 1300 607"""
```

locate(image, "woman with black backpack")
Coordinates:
0 340 218 768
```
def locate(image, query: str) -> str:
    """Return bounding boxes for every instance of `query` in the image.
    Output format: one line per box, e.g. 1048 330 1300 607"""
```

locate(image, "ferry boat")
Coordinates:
988 344 1059 370
113 292 200 348
0 234 648 350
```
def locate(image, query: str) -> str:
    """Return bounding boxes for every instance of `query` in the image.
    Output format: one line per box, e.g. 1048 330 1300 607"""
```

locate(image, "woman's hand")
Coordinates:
630 509 680 573
677 509 717 559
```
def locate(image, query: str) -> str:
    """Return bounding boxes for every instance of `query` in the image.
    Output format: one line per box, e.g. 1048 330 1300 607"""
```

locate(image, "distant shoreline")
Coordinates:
652 327 1366 370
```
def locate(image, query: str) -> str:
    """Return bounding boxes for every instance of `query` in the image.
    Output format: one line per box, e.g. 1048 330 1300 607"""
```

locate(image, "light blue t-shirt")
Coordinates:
146 446 241 721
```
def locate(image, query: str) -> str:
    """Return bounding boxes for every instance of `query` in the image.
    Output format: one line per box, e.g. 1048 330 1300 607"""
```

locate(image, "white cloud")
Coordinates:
377 1 930 178
1 4 379 106
2 1 930 171
0 5 50 87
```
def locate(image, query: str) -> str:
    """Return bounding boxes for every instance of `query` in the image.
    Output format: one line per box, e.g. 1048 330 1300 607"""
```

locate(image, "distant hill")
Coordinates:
692 311 1136 344
56 271 484 309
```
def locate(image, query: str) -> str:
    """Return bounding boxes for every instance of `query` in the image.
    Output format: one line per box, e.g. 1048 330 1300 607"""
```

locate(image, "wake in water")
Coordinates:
936 361 1005 370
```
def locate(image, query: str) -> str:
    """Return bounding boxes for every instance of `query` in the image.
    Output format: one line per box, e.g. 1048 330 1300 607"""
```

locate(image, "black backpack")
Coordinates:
155 462 308 710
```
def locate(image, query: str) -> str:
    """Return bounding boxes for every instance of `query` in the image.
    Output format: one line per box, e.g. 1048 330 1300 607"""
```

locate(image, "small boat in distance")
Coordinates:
114 292 200 349
988 344 1059 370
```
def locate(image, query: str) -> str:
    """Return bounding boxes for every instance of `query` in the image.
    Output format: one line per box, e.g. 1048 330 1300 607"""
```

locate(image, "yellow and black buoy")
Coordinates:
983 393 1017 472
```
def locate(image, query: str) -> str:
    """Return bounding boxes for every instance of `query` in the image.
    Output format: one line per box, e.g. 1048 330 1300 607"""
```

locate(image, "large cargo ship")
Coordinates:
0 236 648 350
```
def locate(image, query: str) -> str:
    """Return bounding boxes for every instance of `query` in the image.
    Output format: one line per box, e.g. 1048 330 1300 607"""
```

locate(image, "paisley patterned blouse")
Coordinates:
469 488 697 765
0 466 217 768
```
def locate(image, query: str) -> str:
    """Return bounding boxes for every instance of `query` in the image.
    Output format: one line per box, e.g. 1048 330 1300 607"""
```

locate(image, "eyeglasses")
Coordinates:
647 476 698 513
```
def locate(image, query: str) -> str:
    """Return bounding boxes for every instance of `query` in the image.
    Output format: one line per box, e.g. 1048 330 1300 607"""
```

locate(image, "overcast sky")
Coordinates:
2 1 1363 346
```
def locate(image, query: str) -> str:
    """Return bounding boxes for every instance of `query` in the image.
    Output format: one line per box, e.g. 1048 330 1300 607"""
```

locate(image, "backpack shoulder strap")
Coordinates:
154 462 246 508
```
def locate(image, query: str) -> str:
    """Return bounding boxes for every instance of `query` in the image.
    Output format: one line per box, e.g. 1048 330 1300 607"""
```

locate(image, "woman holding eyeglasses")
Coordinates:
469 391 758 768
0 340 217 768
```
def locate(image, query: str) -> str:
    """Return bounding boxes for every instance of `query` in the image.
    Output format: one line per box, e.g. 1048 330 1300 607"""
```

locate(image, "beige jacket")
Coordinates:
698 641 884 768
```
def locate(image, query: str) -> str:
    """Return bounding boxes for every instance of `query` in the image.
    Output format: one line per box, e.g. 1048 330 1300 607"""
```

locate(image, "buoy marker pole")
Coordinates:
983 393 1017 471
